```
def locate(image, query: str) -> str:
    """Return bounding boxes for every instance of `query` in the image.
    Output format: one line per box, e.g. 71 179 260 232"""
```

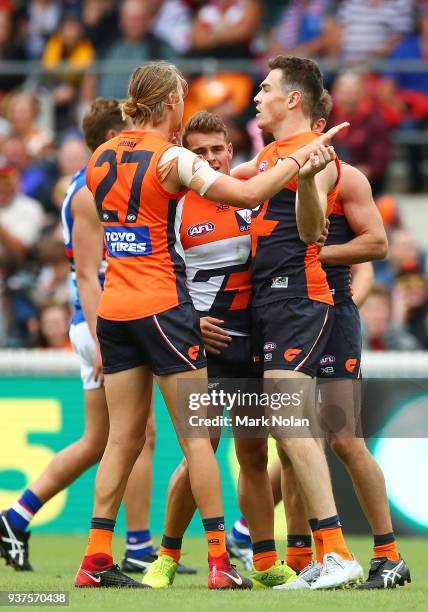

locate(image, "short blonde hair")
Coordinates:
122 61 188 127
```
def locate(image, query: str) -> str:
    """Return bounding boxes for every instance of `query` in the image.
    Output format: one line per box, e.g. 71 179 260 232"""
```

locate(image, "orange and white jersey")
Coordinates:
179 191 252 335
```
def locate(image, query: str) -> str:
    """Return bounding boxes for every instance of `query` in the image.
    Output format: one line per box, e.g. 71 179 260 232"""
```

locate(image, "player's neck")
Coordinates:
133 118 173 142
272 114 312 142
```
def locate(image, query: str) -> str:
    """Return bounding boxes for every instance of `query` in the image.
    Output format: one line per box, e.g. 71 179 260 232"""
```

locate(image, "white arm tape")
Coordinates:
160 146 221 196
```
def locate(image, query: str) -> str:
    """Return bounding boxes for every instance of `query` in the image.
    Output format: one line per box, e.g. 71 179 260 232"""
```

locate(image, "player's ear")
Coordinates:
105 128 119 141
287 90 301 110
227 142 233 160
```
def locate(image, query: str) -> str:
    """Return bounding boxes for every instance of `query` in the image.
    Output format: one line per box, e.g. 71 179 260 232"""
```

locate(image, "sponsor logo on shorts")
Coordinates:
271 276 289 289
258 160 268 172
345 358 358 373
264 342 277 351
284 348 303 362
264 353 272 361
234 209 251 232
320 366 335 376
320 354 335 365
104 226 152 258
187 221 215 237
188 345 200 360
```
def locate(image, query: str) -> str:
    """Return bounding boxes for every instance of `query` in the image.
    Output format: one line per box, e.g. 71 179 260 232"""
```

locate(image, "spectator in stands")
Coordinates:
37 302 72 349
34 239 70 306
2 135 56 214
5 90 53 157
325 0 415 64
152 0 193 55
267 0 330 59
0 252 39 348
330 71 392 195
0 8 27 96
189 0 261 59
0 162 45 260
42 8 95 132
381 2 428 192
82 0 119 56
24 0 61 60
57 137 89 178
360 284 422 351
95 0 171 100
393 267 428 349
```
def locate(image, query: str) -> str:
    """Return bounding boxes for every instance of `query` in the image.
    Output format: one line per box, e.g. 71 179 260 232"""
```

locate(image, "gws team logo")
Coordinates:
104 226 152 258
345 358 358 373
284 348 302 362
187 221 215 237
258 160 268 172
234 209 252 232
320 355 335 365
188 345 200 360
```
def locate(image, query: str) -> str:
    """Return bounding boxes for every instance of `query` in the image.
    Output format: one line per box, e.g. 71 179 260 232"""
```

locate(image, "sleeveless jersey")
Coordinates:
322 184 355 304
251 131 340 306
61 167 106 325
179 191 252 335
86 130 189 321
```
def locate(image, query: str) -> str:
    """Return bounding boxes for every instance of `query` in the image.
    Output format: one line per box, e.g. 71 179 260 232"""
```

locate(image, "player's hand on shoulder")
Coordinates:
200 316 231 356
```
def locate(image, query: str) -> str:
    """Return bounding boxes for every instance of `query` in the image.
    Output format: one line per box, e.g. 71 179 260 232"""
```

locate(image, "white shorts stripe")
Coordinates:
11 502 33 522
295 306 330 372
152 315 197 371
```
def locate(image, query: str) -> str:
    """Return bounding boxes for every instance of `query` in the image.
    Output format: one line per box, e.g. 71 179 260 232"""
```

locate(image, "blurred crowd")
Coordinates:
0 0 427 350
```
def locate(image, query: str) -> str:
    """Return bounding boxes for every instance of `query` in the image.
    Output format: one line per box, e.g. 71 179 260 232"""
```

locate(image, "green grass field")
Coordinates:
0 535 426 611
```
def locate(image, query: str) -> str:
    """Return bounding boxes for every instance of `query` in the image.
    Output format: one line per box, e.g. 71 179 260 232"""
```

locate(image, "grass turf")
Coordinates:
0 535 426 611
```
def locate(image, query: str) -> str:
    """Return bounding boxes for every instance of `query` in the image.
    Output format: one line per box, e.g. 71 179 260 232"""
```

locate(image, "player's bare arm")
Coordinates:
72 186 104 379
350 262 374 308
296 146 337 244
319 165 388 265
158 123 348 209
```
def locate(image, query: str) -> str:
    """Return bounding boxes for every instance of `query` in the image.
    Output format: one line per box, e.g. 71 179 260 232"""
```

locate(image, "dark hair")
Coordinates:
268 55 324 117
82 98 127 152
312 89 333 123
182 111 229 148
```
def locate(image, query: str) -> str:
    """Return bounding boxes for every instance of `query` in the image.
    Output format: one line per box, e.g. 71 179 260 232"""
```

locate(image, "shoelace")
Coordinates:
321 554 345 575
152 557 174 576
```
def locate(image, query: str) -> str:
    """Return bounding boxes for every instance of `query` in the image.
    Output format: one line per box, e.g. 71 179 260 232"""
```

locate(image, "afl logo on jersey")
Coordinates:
187 222 215 237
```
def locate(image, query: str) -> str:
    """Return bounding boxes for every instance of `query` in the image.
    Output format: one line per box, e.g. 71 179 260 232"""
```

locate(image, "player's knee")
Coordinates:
236 440 268 471
330 436 367 464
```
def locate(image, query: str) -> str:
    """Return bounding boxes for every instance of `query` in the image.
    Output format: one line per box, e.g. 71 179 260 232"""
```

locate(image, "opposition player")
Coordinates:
0 99 156 574
142 111 295 589
230 56 364 589
75 60 345 589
